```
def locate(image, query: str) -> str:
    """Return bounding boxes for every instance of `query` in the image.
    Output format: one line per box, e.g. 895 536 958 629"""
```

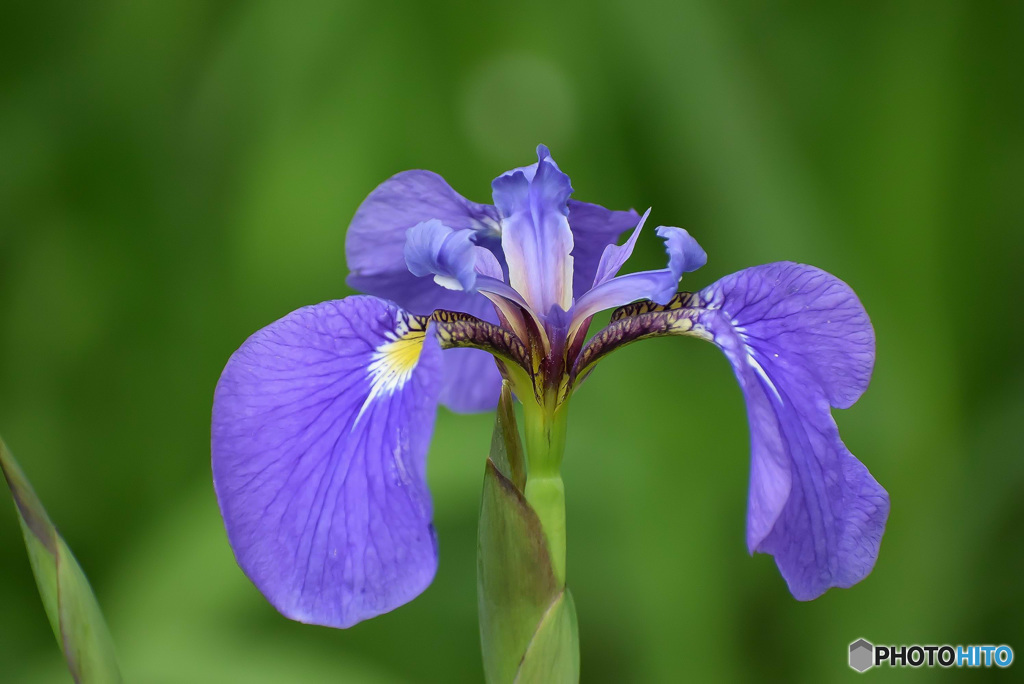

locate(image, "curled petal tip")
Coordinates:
404 219 480 292
656 226 706 277
570 217 703 322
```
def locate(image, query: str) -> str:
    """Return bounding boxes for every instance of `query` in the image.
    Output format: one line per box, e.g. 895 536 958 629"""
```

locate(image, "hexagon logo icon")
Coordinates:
849 639 874 672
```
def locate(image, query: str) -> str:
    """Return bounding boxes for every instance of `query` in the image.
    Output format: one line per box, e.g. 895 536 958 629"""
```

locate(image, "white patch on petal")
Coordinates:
747 353 782 404
736 327 783 404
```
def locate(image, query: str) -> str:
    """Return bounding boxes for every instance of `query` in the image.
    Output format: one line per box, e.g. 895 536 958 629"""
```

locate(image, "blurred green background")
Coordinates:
1 1 1021 681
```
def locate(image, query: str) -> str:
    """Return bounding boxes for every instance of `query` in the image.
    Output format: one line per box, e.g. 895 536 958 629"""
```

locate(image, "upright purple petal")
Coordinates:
567 200 641 299
345 169 499 314
571 225 706 325
497 149 641 297
492 145 575 314
696 262 887 599
212 296 443 628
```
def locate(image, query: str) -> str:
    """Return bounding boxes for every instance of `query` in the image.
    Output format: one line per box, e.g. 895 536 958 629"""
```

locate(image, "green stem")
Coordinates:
521 398 569 584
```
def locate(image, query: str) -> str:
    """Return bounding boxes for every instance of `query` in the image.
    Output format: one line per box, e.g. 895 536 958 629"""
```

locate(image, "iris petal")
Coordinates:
212 296 443 627
404 219 497 292
571 223 706 326
567 200 641 298
696 263 886 599
590 208 650 288
492 145 575 314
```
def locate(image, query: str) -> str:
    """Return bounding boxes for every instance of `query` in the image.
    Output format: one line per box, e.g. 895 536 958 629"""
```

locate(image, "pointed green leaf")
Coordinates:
0 437 123 683
477 389 578 683
515 589 579 683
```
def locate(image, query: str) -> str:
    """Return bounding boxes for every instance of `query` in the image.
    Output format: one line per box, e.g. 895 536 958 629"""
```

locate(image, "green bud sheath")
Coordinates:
477 384 579 683
1 436 122 684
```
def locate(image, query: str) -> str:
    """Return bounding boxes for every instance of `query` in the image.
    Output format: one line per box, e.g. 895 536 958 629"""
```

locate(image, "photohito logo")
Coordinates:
849 640 874 672
848 639 1014 672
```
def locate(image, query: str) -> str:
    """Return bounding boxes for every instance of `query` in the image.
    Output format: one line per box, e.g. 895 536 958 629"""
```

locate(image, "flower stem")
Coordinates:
521 397 569 584
478 385 579 682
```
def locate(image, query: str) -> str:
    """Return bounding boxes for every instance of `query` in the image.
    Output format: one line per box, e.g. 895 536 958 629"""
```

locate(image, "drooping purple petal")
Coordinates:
571 225 706 325
212 296 443 628
567 200 641 299
696 262 886 599
492 145 575 314
346 169 500 314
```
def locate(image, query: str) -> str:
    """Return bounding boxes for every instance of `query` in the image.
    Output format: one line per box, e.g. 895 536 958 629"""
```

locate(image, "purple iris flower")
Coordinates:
211 145 889 628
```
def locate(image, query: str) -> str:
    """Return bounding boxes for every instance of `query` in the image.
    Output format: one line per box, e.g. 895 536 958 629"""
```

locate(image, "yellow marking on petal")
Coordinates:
355 317 428 424
372 330 426 379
